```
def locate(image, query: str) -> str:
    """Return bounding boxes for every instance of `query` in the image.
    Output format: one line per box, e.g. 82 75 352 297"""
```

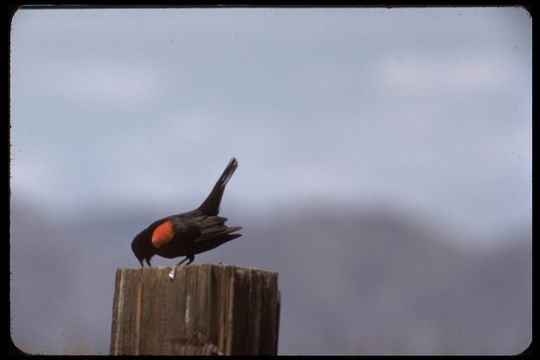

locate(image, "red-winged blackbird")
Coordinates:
131 158 242 276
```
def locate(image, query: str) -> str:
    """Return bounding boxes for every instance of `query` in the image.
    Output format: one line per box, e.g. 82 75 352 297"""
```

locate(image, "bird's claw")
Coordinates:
168 256 194 280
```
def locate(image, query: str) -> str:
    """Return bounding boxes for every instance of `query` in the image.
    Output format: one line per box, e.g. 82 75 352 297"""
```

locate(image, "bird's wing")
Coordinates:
192 216 242 243
152 214 241 248
151 216 201 249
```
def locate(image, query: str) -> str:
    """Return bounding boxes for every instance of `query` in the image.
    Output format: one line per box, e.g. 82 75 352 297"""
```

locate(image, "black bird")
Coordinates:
131 158 242 278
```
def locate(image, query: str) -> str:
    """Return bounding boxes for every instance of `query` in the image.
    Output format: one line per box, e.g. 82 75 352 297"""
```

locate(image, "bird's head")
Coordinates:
131 229 155 267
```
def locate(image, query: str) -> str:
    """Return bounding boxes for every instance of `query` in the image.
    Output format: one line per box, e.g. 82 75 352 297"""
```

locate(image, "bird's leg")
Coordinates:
168 255 195 280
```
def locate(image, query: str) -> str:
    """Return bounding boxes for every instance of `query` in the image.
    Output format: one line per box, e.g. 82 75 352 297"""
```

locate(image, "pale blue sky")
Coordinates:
11 8 531 244
10 7 532 355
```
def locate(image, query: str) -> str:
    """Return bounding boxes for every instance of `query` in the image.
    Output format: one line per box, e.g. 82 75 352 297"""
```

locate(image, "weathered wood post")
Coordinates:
110 264 280 355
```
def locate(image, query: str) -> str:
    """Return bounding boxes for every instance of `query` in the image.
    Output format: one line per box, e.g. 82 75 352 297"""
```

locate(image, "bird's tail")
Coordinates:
198 158 238 216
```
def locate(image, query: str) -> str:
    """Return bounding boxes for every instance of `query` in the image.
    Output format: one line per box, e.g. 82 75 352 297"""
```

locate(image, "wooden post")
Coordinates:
110 264 280 355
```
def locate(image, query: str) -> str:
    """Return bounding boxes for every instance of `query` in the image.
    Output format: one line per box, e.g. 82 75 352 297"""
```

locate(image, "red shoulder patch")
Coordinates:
151 220 174 248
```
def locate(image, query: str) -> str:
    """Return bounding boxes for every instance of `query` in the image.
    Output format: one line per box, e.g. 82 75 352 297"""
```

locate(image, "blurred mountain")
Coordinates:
10 197 531 355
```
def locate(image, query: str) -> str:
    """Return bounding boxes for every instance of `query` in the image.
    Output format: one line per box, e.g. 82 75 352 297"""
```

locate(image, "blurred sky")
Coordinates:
9 6 532 355
10 7 531 246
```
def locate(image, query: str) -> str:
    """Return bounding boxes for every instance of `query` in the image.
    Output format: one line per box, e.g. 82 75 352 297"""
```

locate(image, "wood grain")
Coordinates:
110 264 280 355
